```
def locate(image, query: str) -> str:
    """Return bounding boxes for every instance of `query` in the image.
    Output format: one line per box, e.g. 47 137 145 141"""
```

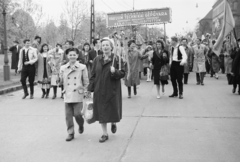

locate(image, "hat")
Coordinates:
146 45 152 49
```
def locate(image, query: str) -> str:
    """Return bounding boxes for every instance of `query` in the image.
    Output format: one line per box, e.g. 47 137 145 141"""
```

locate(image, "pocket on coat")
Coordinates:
78 89 84 94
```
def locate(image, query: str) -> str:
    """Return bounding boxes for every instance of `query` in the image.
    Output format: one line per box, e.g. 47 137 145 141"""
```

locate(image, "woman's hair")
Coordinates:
128 40 136 47
93 39 100 46
156 40 165 49
66 48 79 55
101 38 114 51
40 43 49 53
212 40 216 45
82 42 91 51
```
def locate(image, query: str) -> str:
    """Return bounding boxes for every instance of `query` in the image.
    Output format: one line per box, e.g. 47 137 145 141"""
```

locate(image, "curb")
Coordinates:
0 82 37 95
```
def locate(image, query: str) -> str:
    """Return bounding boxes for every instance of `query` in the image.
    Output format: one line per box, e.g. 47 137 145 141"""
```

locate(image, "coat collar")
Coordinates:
66 61 80 68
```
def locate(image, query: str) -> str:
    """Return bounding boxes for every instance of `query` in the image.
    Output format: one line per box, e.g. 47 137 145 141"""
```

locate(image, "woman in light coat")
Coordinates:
48 44 64 99
60 48 89 142
125 40 148 98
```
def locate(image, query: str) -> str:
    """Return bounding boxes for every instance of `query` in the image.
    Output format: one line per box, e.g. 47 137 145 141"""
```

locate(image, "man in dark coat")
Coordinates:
9 40 21 74
88 39 103 76
231 47 240 94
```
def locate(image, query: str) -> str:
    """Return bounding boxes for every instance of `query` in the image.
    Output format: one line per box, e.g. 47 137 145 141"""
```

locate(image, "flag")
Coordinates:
212 0 235 56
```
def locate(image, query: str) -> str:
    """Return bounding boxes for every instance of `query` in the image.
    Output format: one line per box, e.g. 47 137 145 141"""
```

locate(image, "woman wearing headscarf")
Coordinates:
48 43 64 99
87 37 125 143
125 40 149 98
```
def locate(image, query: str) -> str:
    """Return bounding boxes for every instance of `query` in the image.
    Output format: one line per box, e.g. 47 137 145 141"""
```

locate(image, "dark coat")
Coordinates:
9 45 21 70
88 54 125 123
152 49 169 70
231 49 240 84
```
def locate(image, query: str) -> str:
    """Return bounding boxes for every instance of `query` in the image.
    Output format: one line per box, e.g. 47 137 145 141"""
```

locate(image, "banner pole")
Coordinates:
233 28 239 48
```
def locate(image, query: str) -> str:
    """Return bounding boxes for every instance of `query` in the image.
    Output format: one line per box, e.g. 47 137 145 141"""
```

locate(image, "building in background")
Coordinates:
212 0 240 38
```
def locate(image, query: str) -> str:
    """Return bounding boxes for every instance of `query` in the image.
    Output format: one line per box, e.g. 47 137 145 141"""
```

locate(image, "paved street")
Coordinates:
0 73 239 162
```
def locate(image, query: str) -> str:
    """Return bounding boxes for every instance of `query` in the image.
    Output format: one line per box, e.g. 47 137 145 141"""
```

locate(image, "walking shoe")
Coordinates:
111 123 117 134
99 135 108 143
52 95 56 99
232 88 236 93
45 95 49 99
41 93 46 98
22 93 29 99
157 95 161 99
196 82 200 85
30 94 34 99
79 126 84 134
179 94 183 99
169 94 178 98
66 134 74 141
201 83 204 86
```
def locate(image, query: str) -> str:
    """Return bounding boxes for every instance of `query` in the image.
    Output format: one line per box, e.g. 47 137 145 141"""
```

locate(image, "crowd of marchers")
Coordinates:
7 32 240 142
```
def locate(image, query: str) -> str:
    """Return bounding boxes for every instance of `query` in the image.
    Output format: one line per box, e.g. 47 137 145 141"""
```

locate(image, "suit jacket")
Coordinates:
60 62 89 103
18 47 38 71
9 45 21 69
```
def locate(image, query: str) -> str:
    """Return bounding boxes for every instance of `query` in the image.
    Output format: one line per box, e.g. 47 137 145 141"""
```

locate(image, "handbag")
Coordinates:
81 97 95 124
159 65 169 80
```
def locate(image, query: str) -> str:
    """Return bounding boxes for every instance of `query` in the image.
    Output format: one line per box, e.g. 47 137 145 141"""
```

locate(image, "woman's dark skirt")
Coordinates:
153 69 168 85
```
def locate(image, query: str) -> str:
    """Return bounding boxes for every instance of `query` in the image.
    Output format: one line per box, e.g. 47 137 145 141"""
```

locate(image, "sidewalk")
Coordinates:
0 54 23 95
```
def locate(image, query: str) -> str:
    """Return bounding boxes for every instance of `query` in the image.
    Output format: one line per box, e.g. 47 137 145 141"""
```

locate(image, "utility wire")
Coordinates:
115 0 131 10
101 0 115 12
121 0 132 9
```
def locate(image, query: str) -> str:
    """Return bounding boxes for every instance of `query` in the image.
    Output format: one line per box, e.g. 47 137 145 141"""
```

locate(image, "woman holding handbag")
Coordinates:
150 40 169 99
87 37 125 143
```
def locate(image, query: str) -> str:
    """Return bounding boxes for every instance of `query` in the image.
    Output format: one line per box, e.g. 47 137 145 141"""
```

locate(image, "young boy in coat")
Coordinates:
60 48 89 142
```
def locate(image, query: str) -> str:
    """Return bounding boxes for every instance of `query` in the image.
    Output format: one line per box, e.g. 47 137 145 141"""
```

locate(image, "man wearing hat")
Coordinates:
9 40 21 74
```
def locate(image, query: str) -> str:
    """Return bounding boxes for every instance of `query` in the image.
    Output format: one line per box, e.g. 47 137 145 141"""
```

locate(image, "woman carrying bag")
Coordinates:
87 37 125 143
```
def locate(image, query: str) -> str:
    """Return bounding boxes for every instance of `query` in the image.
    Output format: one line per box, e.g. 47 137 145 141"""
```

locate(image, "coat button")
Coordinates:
74 83 76 85
68 77 70 79
68 83 70 85
74 77 76 79
73 89 76 92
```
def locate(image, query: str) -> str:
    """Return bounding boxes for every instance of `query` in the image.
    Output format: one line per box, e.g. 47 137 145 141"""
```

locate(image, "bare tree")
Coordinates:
63 0 88 42
21 0 43 29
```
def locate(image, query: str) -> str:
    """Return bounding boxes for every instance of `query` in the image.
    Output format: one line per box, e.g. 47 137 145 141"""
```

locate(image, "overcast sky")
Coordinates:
18 0 217 36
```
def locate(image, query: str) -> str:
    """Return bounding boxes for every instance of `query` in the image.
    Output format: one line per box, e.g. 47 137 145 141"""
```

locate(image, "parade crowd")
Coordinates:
8 32 240 142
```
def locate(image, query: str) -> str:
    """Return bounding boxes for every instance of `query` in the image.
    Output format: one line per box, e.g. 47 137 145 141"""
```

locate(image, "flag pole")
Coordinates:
233 28 239 48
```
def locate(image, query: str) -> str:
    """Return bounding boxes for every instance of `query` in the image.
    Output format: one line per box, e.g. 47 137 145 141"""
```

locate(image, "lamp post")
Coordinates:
2 0 10 81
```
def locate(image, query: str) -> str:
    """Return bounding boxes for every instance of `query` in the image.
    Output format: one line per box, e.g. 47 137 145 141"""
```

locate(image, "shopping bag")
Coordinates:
81 98 95 124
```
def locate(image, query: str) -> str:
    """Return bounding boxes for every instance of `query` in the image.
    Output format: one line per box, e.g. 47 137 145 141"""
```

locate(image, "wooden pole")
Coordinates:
233 28 239 48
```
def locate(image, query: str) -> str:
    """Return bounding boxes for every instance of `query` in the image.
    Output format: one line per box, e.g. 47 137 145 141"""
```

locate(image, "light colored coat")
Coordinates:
18 47 38 71
184 46 193 74
60 62 89 103
37 53 51 83
192 44 208 73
